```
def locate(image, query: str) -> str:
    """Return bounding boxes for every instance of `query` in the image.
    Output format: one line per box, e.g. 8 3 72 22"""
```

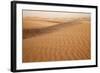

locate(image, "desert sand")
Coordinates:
22 11 91 63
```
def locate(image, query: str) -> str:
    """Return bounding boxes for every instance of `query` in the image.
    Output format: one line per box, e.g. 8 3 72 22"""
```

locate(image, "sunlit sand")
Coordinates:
22 11 91 63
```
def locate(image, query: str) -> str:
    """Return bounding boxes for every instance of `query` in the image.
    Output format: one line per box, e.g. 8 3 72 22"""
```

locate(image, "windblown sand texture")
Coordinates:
22 10 91 63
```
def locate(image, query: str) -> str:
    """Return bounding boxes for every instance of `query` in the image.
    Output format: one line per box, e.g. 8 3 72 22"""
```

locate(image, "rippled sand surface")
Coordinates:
22 11 91 63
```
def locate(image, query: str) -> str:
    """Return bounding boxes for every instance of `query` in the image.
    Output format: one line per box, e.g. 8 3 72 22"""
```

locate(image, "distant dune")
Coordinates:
22 11 91 63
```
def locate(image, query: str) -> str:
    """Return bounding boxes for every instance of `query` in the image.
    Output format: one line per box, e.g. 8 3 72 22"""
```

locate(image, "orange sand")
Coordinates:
22 12 91 63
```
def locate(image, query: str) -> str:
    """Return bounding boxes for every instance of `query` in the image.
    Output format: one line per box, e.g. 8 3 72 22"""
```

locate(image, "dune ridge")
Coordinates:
22 11 91 63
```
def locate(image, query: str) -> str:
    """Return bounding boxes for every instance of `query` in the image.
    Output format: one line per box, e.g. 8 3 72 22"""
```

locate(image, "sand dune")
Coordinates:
22 11 91 63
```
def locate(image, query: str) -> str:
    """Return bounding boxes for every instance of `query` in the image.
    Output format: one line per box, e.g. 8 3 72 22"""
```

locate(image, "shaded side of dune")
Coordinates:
23 18 90 39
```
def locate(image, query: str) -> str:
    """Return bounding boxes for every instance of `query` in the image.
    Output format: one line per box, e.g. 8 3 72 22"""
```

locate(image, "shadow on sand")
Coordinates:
23 18 89 39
